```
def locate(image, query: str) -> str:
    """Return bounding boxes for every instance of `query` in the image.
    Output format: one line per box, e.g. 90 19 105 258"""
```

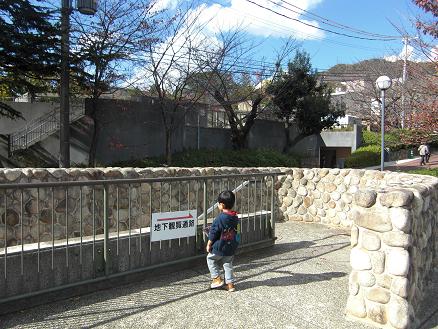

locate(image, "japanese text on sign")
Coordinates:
151 210 197 242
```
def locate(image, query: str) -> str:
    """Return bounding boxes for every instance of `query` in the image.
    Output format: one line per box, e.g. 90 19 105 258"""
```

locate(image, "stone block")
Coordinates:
326 183 337 193
388 296 410 329
283 196 293 207
379 190 414 208
387 249 410 276
370 251 385 274
367 287 390 304
382 232 411 248
303 196 312 208
317 209 326 217
331 191 341 201
288 215 303 222
367 301 388 324
297 186 308 196
346 295 367 318
391 277 409 298
376 274 392 289
358 271 376 287
390 207 412 233
342 193 353 204
361 230 381 251
354 190 377 208
350 248 372 270
353 208 392 232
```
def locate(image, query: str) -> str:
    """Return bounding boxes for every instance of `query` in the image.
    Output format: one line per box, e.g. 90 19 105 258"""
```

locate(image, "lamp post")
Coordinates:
375 76 392 171
59 0 97 168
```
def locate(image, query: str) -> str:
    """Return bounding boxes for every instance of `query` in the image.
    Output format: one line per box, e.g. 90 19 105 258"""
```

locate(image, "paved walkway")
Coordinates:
386 153 438 171
0 221 437 329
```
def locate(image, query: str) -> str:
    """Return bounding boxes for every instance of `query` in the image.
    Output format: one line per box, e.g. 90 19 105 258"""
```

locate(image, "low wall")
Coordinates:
276 168 438 329
0 167 278 247
0 167 437 328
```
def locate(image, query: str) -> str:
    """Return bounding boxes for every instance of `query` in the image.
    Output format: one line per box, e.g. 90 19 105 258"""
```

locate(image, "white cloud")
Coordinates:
157 0 325 39
384 43 436 63
197 0 324 39
151 0 180 12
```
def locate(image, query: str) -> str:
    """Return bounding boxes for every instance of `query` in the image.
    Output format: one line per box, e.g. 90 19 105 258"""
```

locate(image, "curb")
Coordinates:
365 157 421 170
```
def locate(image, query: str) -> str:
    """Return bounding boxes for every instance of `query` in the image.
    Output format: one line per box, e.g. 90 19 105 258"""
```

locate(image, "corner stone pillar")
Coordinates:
346 188 414 329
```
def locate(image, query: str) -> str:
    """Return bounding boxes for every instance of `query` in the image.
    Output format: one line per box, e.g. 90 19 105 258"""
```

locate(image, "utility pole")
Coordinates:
59 0 97 168
60 0 72 168
401 36 408 129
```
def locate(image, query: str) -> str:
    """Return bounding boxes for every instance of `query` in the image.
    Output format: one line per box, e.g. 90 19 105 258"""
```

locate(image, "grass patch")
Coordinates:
403 168 438 177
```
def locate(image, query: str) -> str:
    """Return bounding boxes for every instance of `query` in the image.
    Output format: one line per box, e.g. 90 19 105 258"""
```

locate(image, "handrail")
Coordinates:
0 171 284 189
9 98 86 152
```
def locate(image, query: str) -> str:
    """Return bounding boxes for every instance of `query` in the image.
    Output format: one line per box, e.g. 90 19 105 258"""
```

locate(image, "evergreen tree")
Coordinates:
0 0 59 118
267 50 345 152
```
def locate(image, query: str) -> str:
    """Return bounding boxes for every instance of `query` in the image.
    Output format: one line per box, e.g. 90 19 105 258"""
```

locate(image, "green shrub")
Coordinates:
362 129 408 151
345 145 381 168
112 149 300 168
362 130 380 146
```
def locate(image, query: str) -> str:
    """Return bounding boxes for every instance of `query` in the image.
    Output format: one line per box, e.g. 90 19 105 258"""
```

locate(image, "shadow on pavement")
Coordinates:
0 233 351 329
237 271 347 291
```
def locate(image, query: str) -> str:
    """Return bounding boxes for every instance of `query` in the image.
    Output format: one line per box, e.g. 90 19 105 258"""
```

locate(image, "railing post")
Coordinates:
103 183 110 276
203 179 208 244
270 175 275 239
7 134 11 158
24 125 28 149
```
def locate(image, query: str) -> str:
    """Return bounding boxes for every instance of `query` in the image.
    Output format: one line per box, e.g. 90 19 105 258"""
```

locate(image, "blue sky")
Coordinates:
155 0 435 71
296 0 427 70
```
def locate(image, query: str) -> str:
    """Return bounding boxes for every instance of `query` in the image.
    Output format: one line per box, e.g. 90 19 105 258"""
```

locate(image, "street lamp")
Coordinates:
375 75 392 171
60 0 97 168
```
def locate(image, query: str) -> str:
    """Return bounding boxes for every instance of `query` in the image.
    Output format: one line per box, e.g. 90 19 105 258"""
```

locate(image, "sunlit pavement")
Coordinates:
0 221 437 329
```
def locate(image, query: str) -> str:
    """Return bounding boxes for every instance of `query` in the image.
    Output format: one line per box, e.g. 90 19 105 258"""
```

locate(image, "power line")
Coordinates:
277 0 400 39
244 0 400 41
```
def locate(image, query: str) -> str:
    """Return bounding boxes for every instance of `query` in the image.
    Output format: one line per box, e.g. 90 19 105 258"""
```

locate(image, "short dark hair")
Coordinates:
217 190 235 209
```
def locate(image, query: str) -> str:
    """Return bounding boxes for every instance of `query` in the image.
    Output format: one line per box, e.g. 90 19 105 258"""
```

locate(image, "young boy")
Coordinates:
206 190 240 292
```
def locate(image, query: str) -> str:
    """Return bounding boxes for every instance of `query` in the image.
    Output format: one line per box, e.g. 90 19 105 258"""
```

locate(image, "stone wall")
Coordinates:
1 167 437 329
276 167 438 329
0 167 277 248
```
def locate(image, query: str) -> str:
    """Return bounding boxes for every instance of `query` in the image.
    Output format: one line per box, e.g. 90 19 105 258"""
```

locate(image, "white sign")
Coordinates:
151 210 197 242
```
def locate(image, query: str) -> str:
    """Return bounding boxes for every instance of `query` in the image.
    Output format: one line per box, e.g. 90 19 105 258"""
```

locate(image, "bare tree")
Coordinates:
192 30 297 149
70 0 159 166
133 4 210 165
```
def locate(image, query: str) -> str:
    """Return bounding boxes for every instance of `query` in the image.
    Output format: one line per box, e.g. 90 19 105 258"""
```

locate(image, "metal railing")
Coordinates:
0 172 280 307
9 99 86 152
185 107 281 129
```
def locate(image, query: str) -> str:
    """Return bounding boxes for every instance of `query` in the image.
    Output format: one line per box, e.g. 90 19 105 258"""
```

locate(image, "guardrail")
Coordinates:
0 172 280 311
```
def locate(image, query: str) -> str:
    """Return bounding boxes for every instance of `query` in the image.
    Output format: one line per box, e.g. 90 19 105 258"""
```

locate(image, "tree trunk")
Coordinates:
231 130 247 150
87 99 98 167
214 91 263 150
283 119 292 153
165 128 172 165
288 132 307 150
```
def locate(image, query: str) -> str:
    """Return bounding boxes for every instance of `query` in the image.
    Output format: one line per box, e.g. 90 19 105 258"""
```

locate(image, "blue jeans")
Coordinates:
206 253 235 283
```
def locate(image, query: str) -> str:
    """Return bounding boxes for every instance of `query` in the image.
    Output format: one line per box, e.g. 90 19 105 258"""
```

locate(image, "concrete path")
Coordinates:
365 154 438 171
385 153 438 171
0 221 437 329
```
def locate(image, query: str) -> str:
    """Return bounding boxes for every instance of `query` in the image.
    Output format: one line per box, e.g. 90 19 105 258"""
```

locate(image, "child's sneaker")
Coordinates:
210 276 224 289
226 283 235 292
